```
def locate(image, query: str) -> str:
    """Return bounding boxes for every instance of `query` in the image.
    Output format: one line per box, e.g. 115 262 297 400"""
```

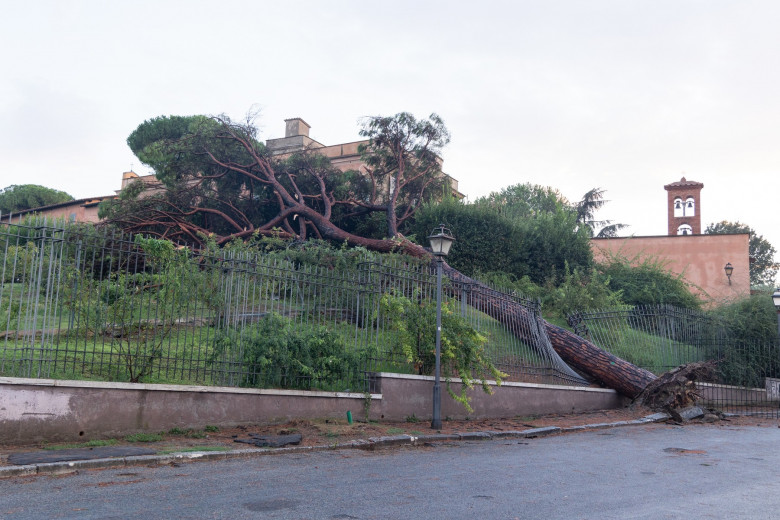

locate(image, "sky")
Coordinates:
2 0 779 262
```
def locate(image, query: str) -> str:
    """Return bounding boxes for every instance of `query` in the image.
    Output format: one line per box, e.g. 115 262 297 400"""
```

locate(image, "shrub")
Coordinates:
379 291 506 412
211 313 362 391
540 264 623 319
597 253 701 310
710 293 777 346
410 198 593 285
708 293 780 385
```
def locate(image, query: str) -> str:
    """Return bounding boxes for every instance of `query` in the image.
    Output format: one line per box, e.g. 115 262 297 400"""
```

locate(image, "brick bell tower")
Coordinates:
664 177 704 235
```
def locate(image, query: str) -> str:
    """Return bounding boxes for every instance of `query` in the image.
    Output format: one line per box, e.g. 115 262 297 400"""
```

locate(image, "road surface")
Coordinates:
2 423 779 519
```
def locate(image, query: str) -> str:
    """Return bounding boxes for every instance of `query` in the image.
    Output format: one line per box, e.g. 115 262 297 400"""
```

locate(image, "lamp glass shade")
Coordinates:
428 225 455 257
773 289 780 309
724 263 734 277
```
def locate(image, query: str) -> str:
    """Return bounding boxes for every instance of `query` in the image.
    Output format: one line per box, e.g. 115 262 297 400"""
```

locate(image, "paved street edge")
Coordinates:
0 412 671 479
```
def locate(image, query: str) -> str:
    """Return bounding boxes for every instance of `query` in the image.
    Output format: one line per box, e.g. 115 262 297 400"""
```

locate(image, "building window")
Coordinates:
677 224 693 235
69 213 76 222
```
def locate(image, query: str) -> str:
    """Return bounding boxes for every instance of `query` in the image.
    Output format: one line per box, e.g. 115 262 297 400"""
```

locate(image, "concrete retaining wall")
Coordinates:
0 374 627 445
698 382 772 405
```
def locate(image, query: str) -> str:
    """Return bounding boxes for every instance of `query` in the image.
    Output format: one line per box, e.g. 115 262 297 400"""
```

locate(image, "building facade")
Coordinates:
265 118 463 197
590 176 750 305
2 196 115 224
592 233 750 305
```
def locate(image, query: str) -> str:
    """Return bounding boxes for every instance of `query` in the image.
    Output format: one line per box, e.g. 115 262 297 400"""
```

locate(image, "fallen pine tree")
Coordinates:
110 111 695 401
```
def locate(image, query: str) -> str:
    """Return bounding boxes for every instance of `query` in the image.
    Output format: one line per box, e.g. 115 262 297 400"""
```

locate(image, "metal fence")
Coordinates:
569 305 780 416
1 217 585 393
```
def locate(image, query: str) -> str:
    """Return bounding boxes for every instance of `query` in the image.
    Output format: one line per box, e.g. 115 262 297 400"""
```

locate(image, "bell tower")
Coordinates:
664 177 704 235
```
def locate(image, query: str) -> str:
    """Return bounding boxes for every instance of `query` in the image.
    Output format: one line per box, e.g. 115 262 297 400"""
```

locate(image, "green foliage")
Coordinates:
64 235 198 382
1 242 41 284
596 253 701 310
474 266 622 322
125 432 164 442
574 188 627 238
521 209 593 283
705 221 778 287
474 183 568 220
111 111 455 249
0 184 73 214
1 239 58 333
107 114 280 241
411 197 593 285
378 292 506 412
410 198 524 277
710 293 778 346
707 294 779 386
540 264 623 318
349 111 452 237
211 313 362 390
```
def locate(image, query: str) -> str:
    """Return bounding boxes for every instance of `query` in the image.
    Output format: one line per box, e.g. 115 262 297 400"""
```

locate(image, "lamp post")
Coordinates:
772 288 780 340
428 224 454 430
724 263 734 285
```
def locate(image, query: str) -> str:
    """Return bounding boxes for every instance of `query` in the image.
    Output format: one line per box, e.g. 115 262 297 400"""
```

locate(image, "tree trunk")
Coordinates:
441 261 657 398
544 323 656 398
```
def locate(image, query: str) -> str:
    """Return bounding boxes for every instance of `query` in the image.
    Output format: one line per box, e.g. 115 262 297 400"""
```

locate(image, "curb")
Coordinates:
0 413 671 479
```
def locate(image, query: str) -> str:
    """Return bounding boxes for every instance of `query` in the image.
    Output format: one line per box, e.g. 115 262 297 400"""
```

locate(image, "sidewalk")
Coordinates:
0 406 770 479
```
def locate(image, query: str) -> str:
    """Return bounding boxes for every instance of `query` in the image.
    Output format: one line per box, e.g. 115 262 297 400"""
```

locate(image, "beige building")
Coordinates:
119 170 165 194
266 117 463 198
591 177 750 305
3 196 115 224
592 233 750 305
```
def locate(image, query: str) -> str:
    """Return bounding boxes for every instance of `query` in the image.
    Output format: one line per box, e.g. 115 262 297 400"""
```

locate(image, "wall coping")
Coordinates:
0 377 381 400
0 373 618 399
375 372 617 394
698 381 764 392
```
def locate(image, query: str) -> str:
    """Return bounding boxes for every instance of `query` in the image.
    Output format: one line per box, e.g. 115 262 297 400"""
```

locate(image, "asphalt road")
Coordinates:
2 423 779 520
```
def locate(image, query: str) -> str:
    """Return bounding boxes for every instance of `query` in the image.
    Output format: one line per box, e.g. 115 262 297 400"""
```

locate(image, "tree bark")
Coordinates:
544 323 657 398
441 261 657 398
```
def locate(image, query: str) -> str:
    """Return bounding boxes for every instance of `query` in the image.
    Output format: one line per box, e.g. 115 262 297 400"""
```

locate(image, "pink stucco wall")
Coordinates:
0 375 625 445
591 234 750 305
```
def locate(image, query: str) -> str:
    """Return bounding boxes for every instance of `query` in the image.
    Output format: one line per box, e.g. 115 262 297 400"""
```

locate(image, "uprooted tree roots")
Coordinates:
633 360 719 420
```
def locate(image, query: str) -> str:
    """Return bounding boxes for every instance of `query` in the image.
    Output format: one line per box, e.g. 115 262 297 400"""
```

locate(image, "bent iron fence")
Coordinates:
568 306 780 416
1 217 584 393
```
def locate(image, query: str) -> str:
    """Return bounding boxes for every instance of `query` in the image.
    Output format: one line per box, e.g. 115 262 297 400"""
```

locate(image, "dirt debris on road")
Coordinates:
1 406 777 468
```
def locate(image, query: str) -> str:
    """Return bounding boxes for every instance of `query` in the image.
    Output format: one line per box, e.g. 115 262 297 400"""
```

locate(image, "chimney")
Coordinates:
285 118 311 138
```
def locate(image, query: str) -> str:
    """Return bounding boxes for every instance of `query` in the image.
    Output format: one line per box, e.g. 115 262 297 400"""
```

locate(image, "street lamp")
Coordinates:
724 263 734 285
772 288 780 340
428 224 454 430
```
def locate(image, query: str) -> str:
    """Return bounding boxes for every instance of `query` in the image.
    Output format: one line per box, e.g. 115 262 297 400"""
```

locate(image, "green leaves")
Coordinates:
597 254 701 310
410 196 593 285
212 313 361 390
379 292 505 412
705 221 777 287
0 184 73 214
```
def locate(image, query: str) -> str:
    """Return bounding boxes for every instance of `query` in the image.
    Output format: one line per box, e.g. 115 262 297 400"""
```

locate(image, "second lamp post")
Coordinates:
428 224 455 430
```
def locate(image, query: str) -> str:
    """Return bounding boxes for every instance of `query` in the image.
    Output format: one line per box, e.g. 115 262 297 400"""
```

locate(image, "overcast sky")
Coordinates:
2 1 778 262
